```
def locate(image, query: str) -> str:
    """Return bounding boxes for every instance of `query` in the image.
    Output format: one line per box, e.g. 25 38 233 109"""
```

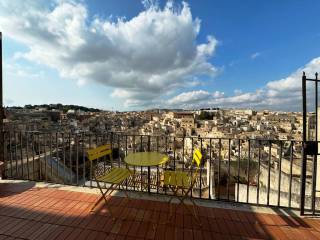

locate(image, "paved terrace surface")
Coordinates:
0 182 320 240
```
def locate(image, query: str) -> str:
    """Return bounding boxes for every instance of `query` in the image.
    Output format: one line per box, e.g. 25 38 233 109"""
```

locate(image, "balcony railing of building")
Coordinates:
1 131 319 213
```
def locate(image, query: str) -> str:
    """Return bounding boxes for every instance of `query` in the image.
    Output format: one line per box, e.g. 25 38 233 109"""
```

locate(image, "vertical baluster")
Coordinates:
69 133 72 185
89 134 92 187
9 131 12 178
125 134 128 191
32 133 35 181
44 133 48 182
62 133 66 185
14 131 18 178
165 136 167 195
156 135 159 194
140 135 143 192
26 132 29 180
2 131 5 178
227 138 231 201
247 139 250 203
209 138 212 200
56 132 59 181
277 141 282 206
133 135 136 191
173 137 176 170
312 153 317 213
182 137 185 172
200 138 203 198
257 140 261 205
118 134 121 168
20 131 23 179
237 139 241 202
76 134 79 186
191 137 194 198
289 141 294 208
218 139 221 200
148 135 151 193
101 134 107 188
1 131 4 178
267 140 271 206
38 133 41 180
82 133 86 187
49 132 53 180
110 133 113 169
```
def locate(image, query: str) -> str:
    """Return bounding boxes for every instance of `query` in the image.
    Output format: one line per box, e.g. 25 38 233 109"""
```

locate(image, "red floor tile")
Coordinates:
1 182 320 240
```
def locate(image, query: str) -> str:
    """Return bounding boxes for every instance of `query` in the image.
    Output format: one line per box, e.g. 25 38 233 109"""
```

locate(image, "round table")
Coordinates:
124 152 169 192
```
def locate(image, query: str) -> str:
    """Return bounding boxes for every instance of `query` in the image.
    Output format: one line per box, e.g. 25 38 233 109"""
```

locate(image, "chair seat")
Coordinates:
96 167 132 184
163 171 191 188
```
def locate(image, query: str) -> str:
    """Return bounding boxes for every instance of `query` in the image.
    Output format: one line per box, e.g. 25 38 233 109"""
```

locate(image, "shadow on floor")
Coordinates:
0 180 36 197
0 182 320 239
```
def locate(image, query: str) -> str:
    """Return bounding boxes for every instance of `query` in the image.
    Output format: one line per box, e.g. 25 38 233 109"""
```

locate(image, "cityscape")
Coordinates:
5 104 304 140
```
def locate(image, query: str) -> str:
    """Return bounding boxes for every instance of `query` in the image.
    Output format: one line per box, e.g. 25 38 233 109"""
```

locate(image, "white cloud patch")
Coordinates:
0 0 218 107
250 52 261 59
167 57 320 111
168 90 210 105
234 89 242 95
212 91 224 98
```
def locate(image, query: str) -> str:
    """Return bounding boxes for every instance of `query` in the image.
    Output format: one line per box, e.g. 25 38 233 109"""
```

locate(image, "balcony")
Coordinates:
1 131 320 239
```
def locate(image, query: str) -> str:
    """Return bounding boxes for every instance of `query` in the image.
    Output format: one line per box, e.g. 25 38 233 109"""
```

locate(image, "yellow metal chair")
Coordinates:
87 144 133 217
163 148 203 222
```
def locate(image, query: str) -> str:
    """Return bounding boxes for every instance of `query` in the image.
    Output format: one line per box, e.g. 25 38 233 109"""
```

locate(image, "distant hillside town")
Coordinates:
3 104 308 141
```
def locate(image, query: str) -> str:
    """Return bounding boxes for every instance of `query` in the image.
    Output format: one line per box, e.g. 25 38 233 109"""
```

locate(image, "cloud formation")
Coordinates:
250 52 261 59
167 57 320 111
0 0 218 107
167 90 211 105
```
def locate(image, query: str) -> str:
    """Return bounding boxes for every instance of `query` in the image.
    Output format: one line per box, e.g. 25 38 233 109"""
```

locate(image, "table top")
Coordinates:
124 152 169 167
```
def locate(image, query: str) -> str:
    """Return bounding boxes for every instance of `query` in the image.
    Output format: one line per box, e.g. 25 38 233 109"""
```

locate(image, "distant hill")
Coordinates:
9 104 101 113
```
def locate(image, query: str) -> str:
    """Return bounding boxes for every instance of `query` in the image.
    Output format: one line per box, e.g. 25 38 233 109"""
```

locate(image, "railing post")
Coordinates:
148 135 151 193
312 72 318 214
300 71 307 215
75 133 79 185
110 132 113 168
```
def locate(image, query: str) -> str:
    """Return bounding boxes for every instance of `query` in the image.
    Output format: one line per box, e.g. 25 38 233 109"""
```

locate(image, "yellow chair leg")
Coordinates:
164 186 202 226
91 181 114 211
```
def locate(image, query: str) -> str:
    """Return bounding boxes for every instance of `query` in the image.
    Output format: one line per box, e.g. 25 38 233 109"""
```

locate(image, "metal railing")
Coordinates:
2 131 319 211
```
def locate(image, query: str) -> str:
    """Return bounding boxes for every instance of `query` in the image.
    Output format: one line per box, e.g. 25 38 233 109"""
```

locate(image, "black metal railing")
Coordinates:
2 131 318 211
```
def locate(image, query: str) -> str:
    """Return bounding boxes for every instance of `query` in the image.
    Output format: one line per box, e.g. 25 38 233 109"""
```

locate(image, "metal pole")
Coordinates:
0 32 5 179
300 71 307 215
312 72 318 214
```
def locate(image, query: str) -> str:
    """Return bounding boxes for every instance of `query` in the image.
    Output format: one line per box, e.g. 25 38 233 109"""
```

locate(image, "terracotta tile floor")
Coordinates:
1 182 320 240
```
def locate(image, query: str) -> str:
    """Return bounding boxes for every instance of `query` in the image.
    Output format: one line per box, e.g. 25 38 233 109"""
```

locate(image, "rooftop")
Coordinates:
1 181 320 240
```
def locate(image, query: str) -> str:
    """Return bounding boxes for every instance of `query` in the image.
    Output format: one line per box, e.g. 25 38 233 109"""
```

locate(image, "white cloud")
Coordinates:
234 89 242 95
212 91 224 98
0 0 219 107
167 57 320 111
168 90 211 105
250 52 261 59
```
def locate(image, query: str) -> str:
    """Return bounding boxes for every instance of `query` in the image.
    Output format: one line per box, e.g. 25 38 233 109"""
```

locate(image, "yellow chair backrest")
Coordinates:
87 144 112 161
193 149 202 167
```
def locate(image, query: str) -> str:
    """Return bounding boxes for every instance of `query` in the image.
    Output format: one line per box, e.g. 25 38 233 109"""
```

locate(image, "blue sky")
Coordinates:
1 0 320 111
